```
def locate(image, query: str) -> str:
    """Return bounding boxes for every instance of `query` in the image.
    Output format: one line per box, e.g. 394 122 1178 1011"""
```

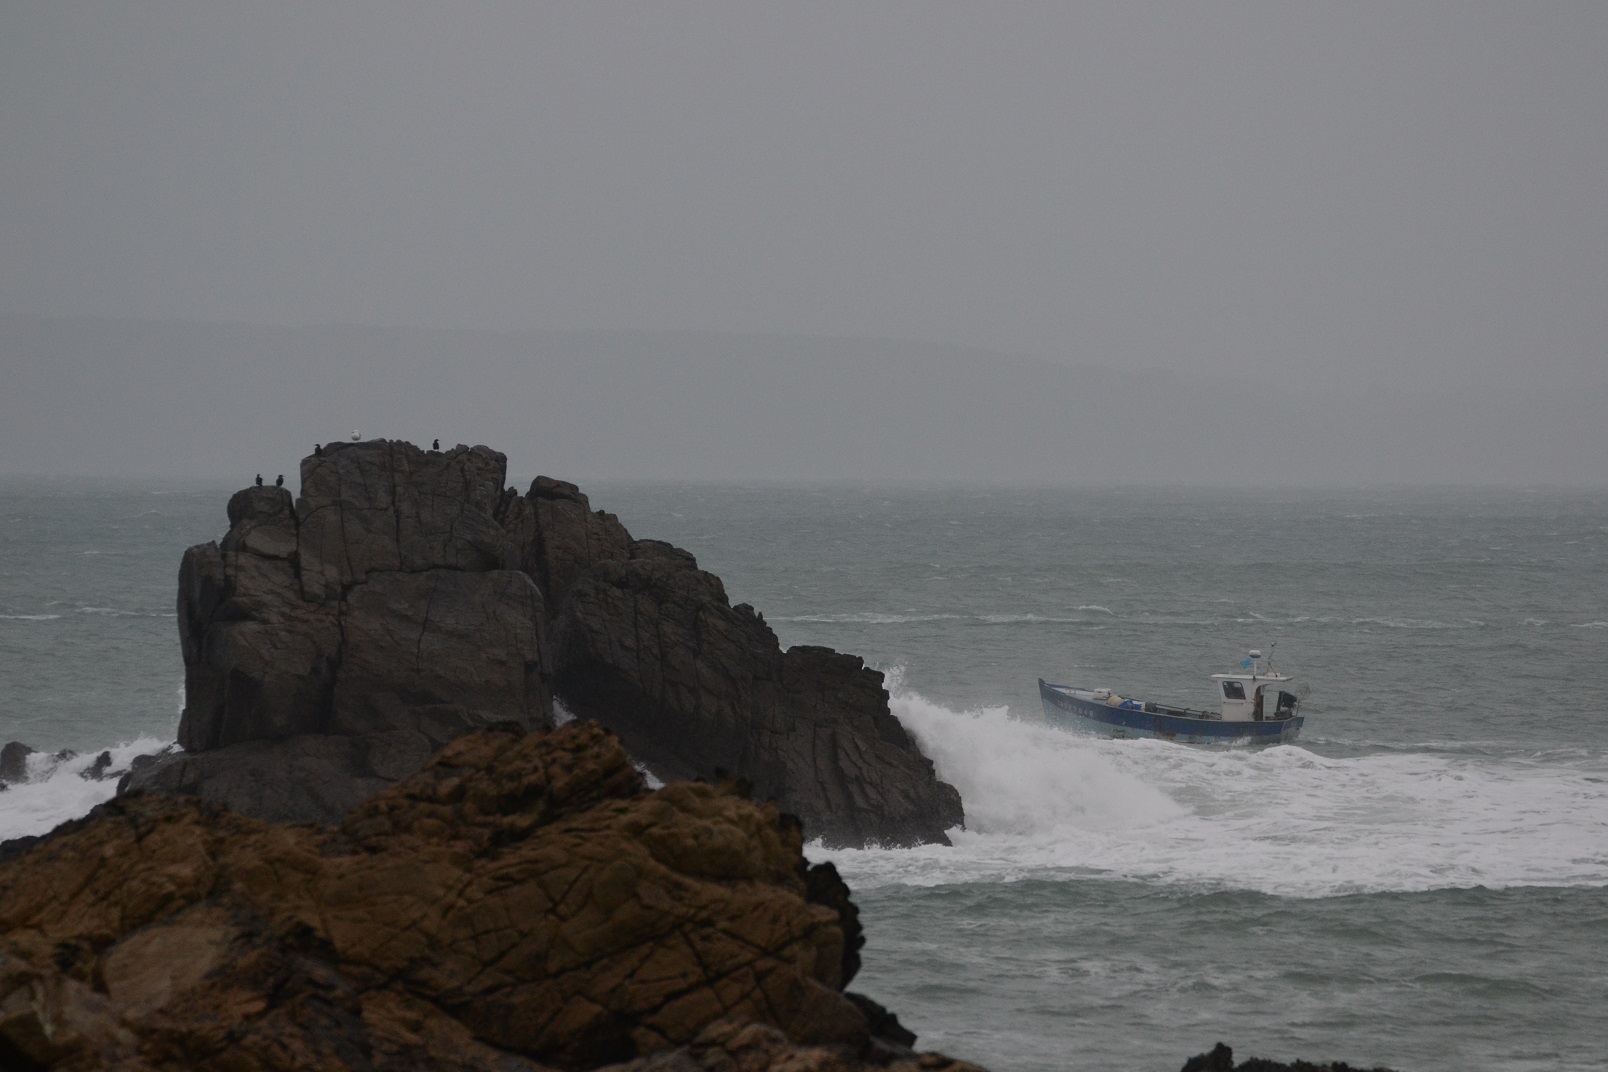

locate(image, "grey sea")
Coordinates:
2 479 1606 1071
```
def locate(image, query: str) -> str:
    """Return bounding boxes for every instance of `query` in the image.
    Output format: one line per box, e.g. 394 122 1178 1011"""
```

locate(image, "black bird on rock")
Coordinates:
275 475 284 487
254 474 263 487
314 443 322 457
432 438 440 451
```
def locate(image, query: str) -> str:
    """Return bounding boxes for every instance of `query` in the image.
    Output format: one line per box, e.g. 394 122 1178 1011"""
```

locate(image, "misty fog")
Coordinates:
2 4 1604 484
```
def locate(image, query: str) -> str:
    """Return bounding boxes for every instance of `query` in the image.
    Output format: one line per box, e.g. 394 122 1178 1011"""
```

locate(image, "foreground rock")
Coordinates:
0 722 980 1072
133 440 960 846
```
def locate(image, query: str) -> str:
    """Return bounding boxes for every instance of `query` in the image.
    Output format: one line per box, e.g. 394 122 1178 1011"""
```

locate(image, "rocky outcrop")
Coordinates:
0 722 984 1072
120 734 392 824
0 742 32 786
553 547 964 846
520 476 634 612
130 442 554 823
1179 1042 1397 1072
179 444 550 752
521 478 962 846
137 441 961 846
495 474 959 847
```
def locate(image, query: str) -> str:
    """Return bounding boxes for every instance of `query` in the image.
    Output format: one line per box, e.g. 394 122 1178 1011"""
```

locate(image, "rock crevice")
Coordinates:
4 724 983 1072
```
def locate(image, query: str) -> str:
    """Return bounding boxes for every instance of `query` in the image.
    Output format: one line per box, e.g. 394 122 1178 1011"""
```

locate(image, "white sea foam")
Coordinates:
818 677 1608 898
977 612 1111 624
0 614 61 621
78 606 176 618
0 737 172 843
772 612 965 624
772 608 1116 625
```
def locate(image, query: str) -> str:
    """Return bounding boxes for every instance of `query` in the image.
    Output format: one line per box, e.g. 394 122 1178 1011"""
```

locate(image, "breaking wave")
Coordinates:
0 737 172 843
817 675 1608 899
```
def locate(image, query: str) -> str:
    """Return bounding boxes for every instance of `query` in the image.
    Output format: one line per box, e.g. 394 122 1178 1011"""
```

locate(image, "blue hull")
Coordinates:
1039 679 1302 745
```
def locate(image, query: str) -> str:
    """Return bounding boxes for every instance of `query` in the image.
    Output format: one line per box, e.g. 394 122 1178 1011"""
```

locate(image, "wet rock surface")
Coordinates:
130 443 556 823
0 723 980 1072
548 507 964 847
135 441 961 846
1180 1042 1398 1072
0 742 33 785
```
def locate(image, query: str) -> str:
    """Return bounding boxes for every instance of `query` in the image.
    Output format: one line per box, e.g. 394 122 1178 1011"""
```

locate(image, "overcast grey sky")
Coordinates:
3 2 1605 392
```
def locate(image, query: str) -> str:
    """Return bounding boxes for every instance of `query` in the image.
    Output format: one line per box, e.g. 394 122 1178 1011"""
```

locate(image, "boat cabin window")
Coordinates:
1221 681 1246 700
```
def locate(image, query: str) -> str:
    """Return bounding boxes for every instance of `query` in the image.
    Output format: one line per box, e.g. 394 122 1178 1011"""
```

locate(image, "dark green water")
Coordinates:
2 479 1605 1070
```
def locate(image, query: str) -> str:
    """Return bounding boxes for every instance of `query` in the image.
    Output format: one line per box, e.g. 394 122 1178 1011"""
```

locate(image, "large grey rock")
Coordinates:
177 543 341 750
166 440 553 822
0 742 33 785
221 485 298 559
520 475 633 609
121 734 391 825
330 568 549 739
551 540 964 848
295 441 519 601
152 440 960 847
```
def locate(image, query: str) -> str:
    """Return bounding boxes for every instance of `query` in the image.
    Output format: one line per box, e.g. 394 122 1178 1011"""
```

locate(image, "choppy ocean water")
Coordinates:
2 479 1605 1071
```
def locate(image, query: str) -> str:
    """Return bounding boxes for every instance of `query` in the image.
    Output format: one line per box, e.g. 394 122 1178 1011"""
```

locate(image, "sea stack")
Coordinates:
127 439 962 847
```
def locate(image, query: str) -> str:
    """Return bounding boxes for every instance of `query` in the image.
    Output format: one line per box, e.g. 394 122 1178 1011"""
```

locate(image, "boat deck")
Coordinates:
1039 679 1301 744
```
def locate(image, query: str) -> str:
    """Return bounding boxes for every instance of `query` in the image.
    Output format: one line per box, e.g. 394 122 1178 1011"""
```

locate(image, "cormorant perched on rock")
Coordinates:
314 443 322 457
432 438 440 451
275 475 284 487
255 474 263 486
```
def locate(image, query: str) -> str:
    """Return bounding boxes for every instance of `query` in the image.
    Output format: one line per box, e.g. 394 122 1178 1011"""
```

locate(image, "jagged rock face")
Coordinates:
120 733 393 824
551 542 965 848
176 535 343 748
522 476 634 611
597 1018 985 1072
0 742 33 785
295 441 521 599
0 724 981 1072
157 440 961 847
165 443 552 822
1178 1042 1397 1072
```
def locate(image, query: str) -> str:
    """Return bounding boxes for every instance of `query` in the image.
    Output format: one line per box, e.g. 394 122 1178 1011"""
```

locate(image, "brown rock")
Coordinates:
1 724 966 1071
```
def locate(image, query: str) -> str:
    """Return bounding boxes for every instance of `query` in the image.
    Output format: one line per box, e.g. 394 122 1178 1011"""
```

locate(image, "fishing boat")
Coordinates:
1038 649 1304 744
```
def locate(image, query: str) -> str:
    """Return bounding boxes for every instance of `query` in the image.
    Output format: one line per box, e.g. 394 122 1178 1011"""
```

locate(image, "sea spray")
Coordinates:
883 667 1183 837
0 736 170 842
818 673 1608 898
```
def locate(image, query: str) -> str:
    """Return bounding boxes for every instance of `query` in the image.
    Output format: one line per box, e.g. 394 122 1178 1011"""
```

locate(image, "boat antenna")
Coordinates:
1268 642 1277 672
